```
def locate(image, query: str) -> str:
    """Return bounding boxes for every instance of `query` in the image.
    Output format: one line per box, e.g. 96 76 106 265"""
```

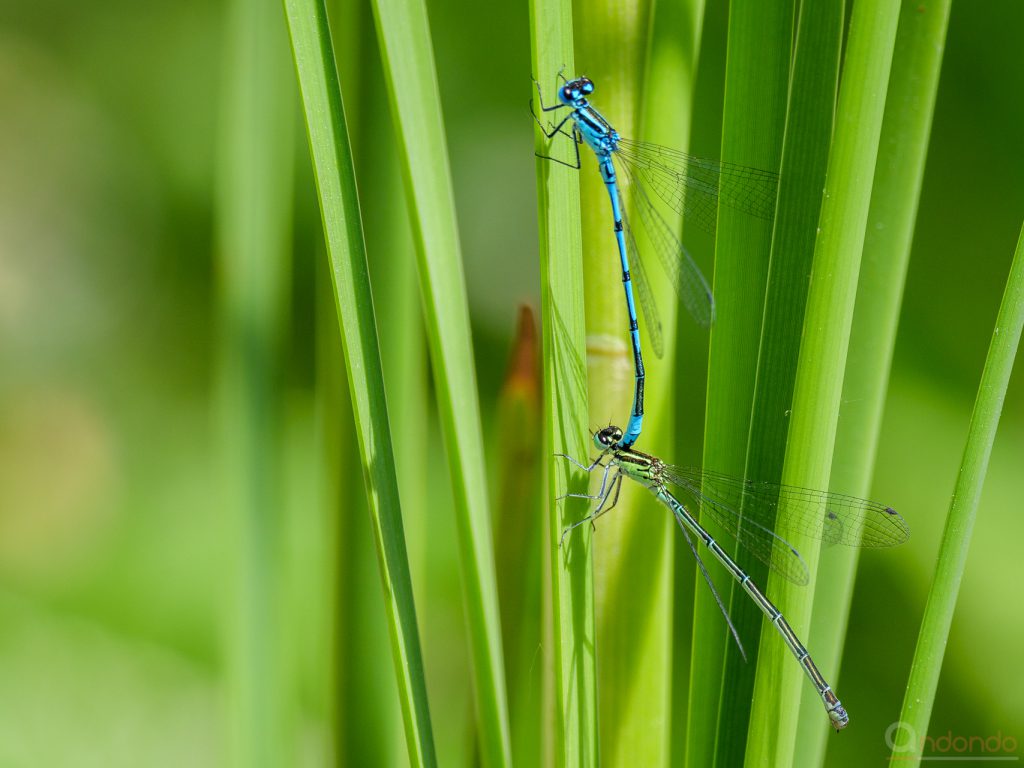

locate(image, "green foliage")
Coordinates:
528 0 596 763
215 0 295 763
365 0 513 762
283 0 436 764
798 2 953 763
2 0 1022 767
688 2 792 766
891 225 1024 768
747 2 902 764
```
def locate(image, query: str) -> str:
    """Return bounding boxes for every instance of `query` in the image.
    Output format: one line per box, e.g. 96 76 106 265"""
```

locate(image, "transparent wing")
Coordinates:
621 161 714 329
663 465 909 586
621 206 665 358
615 138 779 236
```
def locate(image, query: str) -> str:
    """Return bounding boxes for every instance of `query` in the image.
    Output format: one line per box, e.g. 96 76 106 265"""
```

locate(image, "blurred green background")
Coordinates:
0 0 1021 766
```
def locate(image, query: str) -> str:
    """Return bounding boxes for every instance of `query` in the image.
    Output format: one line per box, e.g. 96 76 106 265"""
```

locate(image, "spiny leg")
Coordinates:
554 452 604 473
560 472 624 547
674 510 746 661
529 97 573 137
557 460 612 504
531 75 568 114
663 490 849 729
533 123 581 169
529 79 581 168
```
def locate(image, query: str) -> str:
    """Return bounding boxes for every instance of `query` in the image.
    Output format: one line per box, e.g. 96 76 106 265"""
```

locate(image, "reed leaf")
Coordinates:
889 224 1024 767
283 0 437 763
746 1 902 764
528 0 596 763
687 2 791 765
797 1 953 763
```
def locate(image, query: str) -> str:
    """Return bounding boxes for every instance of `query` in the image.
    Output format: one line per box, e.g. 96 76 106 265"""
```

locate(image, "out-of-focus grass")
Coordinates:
214 0 294 762
491 306 543 767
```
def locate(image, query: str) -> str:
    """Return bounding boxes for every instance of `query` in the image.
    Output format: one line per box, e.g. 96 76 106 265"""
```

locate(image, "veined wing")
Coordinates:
622 205 665 358
663 465 909 586
615 138 779 236
621 161 714 329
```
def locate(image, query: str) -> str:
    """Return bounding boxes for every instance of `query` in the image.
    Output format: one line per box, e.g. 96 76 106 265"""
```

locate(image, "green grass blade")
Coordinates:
745 1 901 764
330 0 429 588
329 2 424 763
711 2 842 764
214 0 294 763
797 2 953 763
282 2 437 765
528 1 596 763
686 2 791 766
639 5 707 766
580 0 707 764
573 2 682 766
318 256 403 765
365 0 512 763
890 225 1024 767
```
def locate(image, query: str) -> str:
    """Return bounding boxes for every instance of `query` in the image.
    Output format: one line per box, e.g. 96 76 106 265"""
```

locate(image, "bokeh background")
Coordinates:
1 0 1021 766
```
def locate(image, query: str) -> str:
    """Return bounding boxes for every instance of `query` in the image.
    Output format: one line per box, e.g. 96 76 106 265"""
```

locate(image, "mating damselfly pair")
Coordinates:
532 73 910 730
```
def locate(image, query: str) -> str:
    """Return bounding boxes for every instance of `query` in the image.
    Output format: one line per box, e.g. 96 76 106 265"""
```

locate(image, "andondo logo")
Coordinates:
887 721 1019 762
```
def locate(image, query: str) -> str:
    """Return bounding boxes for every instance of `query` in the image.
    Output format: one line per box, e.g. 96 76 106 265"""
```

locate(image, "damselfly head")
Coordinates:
559 76 595 106
594 425 622 450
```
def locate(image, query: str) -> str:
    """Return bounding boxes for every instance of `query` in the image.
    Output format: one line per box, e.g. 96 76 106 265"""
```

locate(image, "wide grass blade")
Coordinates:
635 0 706 762
686 2 791 766
889 225 1024 767
709 2 842 764
581 0 707 764
797 2 953 763
282 1 437 764
214 0 294 763
746 1 902 764
528 0 596 763
573 0 683 765
366 0 512 763
639 5 707 766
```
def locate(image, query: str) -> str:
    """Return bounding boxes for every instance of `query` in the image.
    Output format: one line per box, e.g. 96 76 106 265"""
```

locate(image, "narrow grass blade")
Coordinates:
366 0 512 763
686 2 791 766
712 2 842 764
317 256 403 765
214 0 294 763
282 2 437 765
528 0 596 764
746 1 902 764
889 225 1024 767
330 0 428 581
797 2 953 763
